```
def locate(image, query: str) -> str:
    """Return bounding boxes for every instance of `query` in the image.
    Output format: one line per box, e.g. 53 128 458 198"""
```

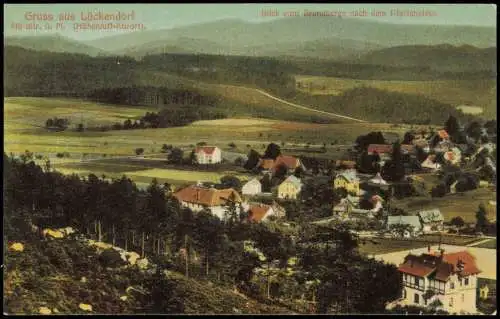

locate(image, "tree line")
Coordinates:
4 151 403 314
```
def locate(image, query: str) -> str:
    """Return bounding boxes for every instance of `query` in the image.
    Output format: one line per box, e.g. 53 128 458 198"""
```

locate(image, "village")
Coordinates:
164 116 497 314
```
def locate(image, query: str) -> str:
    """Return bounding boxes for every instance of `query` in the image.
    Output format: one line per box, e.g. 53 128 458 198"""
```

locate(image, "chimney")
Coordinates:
439 248 445 260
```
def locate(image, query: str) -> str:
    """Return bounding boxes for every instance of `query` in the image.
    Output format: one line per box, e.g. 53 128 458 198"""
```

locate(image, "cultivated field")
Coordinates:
474 239 497 249
5 97 426 156
357 235 481 256
0 96 467 189
391 188 497 223
294 75 496 119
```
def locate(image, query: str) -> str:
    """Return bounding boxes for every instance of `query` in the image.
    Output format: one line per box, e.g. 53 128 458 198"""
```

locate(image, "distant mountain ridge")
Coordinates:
85 17 496 53
4 17 496 61
119 36 384 60
4 34 107 57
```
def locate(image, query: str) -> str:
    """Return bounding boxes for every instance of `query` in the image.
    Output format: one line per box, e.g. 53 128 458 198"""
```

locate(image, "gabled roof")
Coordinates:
417 209 444 223
398 250 481 281
195 146 219 155
281 175 302 189
439 251 481 279
437 130 449 139
398 254 441 277
258 158 275 170
247 204 272 222
258 155 302 172
387 215 422 231
273 155 301 171
174 185 241 207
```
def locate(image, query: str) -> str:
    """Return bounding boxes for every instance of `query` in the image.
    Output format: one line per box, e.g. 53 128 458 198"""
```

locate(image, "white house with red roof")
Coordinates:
194 146 222 164
396 249 481 314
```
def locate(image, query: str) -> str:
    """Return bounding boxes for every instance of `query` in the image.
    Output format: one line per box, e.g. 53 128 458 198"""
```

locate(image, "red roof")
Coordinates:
273 155 300 171
195 146 218 155
441 251 481 278
258 159 275 170
368 144 392 154
174 185 241 207
247 204 272 222
438 130 449 140
398 250 481 281
399 260 437 277
444 151 455 161
258 155 301 171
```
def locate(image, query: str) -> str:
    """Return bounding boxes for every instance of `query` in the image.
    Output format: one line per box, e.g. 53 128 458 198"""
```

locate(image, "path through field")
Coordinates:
253 88 368 123
214 84 368 123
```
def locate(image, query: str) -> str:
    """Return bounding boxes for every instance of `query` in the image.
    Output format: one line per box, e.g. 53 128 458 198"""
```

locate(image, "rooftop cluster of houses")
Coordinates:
386 208 444 238
173 147 307 223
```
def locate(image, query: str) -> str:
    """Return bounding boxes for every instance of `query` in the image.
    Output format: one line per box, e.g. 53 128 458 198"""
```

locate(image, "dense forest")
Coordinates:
4 153 403 314
5 45 495 98
291 87 477 125
3 45 487 124
88 86 221 107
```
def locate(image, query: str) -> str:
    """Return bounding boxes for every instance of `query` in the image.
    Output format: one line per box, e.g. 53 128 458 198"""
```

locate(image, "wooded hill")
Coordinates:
4 46 484 124
352 44 497 73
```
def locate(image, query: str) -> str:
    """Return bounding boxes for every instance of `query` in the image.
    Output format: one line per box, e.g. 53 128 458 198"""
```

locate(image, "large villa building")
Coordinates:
194 146 222 164
173 185 242 220
396 249 481 314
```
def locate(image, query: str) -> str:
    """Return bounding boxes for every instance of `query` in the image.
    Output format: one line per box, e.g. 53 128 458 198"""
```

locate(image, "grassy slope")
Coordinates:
391 188 497 223
5 97 431 187
294 75 497 119
4 236 293 315
5 98 427 156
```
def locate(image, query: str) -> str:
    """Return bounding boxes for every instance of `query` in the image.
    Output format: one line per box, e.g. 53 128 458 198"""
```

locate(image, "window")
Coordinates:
404 274 408 281
415 277 420 286
450 282 455 289
414 293 420 304
461 294 465 302
403 289 407 299
449 297 454 307
464 278 469 286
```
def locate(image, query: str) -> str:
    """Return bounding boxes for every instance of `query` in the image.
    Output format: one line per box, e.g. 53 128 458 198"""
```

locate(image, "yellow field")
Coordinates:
456 105 484 115
295 75 496 119
5 97 158 127
5 96 438 187
5 97 433 157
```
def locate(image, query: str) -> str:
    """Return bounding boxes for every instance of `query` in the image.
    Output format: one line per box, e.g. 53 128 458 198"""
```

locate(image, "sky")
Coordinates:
4 3 497 41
